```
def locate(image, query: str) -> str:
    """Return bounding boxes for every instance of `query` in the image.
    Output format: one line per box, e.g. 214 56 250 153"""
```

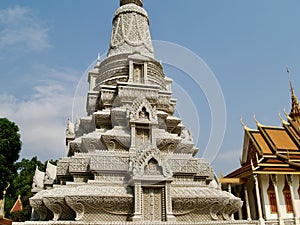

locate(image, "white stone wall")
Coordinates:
292 175 300 218
260 174 299 221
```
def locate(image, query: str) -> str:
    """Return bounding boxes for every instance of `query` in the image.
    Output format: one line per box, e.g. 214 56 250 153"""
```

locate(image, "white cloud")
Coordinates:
0 65 83 162
0 5 50 51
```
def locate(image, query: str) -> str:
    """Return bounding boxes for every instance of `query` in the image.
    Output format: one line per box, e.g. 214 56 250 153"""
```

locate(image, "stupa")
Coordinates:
15 1 246 224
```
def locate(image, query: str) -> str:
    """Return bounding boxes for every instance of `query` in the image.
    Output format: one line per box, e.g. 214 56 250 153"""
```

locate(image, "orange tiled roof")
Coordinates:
226 119 300 178
251 132 272 154
263 128 298 150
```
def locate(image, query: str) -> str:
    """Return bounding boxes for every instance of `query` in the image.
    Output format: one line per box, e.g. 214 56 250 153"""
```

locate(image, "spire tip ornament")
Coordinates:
286 67 300 122
120 0 143 7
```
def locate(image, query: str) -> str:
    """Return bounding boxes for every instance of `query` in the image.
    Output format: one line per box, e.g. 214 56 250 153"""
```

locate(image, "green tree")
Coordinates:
6 157 45 221
0 118 22 194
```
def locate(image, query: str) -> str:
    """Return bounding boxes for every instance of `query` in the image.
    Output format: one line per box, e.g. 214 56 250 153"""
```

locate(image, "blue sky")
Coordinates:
1 0 300 175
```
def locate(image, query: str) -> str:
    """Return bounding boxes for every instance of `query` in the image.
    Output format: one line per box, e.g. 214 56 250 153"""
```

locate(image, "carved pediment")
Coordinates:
144 158 163 175
101 135 130 151
129 97 157 122
129 144 172 178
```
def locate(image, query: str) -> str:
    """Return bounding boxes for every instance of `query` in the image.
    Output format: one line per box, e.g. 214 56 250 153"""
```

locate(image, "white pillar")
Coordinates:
227 184 234 220
132 182 142 222
254 174 265 225
165 182 176 222
271 175 284 225
244 185 252 221
130 123 136 149
287 175 299 225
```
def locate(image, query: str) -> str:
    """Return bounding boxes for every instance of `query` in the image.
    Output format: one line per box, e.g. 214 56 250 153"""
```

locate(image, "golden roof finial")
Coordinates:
253 114 262 127
278 112 288 125
287 67 295 96
287 67 300 122
240 117 248 130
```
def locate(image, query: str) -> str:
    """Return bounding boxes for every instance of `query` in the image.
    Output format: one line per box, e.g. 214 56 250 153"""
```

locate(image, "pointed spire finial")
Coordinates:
286 67 300 122
120 0 143 7
96 52 101 67
287 67 295 97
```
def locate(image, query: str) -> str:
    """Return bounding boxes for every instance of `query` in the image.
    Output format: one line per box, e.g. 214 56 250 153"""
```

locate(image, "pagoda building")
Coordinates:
13 1 248 224
221 74 300 225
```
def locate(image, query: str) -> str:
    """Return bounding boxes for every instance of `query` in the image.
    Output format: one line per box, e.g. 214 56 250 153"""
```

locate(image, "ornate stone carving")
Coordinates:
65 197 85 221
94 110 112 129
56 158 70 177
130 144 172 178
129 97 157 121
69 157 90 173
90 155 129 172
156 132 181 153
100 127 131 151
30 190 54 221
108 4 154 58
32 166 45 191
118 85 159 103
65 185 133 221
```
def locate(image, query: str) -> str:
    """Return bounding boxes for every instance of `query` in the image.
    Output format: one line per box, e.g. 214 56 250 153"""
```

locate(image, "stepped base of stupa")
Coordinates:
13 221 259 225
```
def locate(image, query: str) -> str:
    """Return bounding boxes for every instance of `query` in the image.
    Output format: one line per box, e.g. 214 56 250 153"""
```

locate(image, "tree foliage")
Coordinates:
0 118 58 221
0 118 22 194
5 157 46 221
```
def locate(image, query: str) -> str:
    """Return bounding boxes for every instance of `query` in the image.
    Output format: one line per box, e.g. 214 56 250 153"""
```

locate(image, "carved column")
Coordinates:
130 123 136 149
165 181 176 221
271 174 284 225
143 62 148 83
244 184 252 221
254 174 265 225
128 60 134 83
286 175 299 225
227 184 234 220
132 181 142 222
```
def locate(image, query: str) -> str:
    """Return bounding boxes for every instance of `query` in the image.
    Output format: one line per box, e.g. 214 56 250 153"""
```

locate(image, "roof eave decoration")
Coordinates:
240 118 263 165
278 112 289 126
250 159 259 171
254 115 279 154
275 151 300 169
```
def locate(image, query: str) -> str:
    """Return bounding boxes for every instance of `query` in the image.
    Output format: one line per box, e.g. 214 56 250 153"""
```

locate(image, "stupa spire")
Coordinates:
120 0 143 7
107 0 153 58
287 67 300 122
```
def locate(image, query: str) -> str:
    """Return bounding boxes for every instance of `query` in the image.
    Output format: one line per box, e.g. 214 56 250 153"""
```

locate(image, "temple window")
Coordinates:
136 127 149 147
267 181 277 214
283 179 293 213
133 64 144 83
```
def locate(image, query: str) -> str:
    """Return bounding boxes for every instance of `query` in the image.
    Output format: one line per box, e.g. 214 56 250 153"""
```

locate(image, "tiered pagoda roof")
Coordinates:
226 75 300 179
